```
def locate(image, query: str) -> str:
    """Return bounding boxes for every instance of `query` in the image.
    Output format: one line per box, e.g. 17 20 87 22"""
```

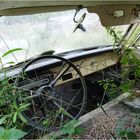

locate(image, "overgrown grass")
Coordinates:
0 48 28 139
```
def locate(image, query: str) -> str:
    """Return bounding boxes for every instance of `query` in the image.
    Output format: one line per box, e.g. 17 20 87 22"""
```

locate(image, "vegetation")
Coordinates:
98 26 140 139
0 48 28 139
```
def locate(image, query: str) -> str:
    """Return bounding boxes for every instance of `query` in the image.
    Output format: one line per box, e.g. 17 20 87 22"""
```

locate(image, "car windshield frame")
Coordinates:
0 9 129 67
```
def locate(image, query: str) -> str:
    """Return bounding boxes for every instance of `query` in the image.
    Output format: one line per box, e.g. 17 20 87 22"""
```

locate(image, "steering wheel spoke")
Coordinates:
50 65 71 86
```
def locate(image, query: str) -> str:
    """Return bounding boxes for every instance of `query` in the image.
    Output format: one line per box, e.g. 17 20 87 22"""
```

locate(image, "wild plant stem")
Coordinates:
0 34 18 63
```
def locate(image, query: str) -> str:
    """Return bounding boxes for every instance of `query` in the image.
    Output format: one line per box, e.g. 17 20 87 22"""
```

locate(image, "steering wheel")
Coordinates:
15 55 87 132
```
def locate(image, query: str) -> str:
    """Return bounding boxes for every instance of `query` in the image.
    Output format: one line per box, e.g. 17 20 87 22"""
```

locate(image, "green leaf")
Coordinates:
5 62 15 65
135 68 140 77
61 120 80 135
67 128 75 135
43 119 51 127
61 128 69 135
2 48 23 58
61 127 75 135
0 116 7 125
59 107 72 117
19 103 30 111
63 120 79 128
18 112 27 123
119 130 127 138
1 128 27 139
75 127 85 134
127 132 137 140
13 112 18 123
0 127 5 137
114 127 127 138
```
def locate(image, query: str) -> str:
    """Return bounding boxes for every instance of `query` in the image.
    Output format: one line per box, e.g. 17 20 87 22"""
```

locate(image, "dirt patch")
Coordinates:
80 103 140 139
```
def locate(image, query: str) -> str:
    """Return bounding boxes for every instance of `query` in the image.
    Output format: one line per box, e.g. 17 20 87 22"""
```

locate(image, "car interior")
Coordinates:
0 1 140 138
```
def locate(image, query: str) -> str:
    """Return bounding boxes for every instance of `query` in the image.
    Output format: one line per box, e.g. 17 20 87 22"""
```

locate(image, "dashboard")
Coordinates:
49 51 119 85
10 46 120 89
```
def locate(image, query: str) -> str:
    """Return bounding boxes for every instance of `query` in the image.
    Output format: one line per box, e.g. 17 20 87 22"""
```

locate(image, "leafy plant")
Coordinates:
114 115 140 139
105 26 140 140
0 48 28 139
61 120 85 136
106 27 140 95
106 27 124 46
98 78 120 100
47 120 85 139
0 127 27 139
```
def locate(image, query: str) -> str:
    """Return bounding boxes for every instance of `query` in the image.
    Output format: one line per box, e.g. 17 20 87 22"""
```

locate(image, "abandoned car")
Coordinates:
0 1 140 138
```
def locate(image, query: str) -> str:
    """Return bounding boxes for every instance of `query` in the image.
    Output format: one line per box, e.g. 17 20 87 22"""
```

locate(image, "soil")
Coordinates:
79 102 140 139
